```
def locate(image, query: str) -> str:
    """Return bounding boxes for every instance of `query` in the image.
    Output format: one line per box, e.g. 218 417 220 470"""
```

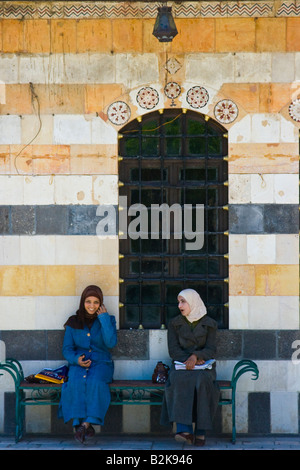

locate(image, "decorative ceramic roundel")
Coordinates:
214 99 238 124
288 99 300 122
136 87 159 110
164 82 181 100
107 101 131 125
186 86 209 109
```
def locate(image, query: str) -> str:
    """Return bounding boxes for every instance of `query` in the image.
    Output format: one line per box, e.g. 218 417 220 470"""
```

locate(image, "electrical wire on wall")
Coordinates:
13 82 42 174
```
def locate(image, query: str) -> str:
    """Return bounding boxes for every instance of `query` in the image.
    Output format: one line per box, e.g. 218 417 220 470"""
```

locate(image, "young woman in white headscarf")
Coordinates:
160 289 220 446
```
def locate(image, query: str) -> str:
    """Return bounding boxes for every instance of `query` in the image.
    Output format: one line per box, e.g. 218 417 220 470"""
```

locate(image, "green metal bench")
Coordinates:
0 358 259 444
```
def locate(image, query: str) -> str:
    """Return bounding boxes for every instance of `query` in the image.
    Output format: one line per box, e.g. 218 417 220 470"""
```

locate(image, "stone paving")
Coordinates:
0 434 300 451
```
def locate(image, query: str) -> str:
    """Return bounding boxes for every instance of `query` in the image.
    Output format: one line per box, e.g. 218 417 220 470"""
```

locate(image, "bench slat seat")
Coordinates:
0 358 259 444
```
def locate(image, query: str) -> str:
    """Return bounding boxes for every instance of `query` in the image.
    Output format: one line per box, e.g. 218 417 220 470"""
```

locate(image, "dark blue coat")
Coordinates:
59 312 117 424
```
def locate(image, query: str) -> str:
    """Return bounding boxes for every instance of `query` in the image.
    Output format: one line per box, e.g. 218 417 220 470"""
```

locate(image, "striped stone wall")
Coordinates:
0 1 299 437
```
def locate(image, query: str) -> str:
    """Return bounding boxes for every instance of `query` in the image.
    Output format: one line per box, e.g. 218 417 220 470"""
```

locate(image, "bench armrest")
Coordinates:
231 359 259 387
0 358 24 389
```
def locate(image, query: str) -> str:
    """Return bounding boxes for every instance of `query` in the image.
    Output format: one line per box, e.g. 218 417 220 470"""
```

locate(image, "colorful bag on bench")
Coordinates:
152 361 170 384
25 365 69 384
35 365 69 384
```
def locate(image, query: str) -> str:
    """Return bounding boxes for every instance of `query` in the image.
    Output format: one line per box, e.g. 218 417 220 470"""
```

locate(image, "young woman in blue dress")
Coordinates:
59 285 117 444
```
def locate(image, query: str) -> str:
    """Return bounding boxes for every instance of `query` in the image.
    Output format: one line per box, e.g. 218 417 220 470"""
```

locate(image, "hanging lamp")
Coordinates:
152 5 178 43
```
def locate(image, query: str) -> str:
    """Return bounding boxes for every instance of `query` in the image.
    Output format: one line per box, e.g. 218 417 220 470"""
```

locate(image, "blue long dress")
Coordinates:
59 312 117 426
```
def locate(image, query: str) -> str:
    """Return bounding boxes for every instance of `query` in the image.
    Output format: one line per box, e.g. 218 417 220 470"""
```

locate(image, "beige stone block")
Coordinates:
0 175 24 204
23 175 55 205
0 55 18 84
251 114 280 143
255 265 299 296
45 266 76 296
228 174 251 203
228 143 299 174
98 238 119 265
0 115 21 145
70 144 118 175
248 296 279 329
0 145 10 174
270 392 298 434
0 266 46 296
55 236 100 265
92 175 118 205
50 19 77 54
85 84 124 114
278 296 299 329
21 115 53 145
229 115 251 144
280 116 299 143
250 174 274 203
287 18 300 51
247 235 276 264
0 236 20 265
276 234 299 264
26 405 51 433
216 18 255 52
2 19 24 53
77 19 112 53
115 53 159 88
32 145 70 175
75 265 119 296
35 84 86 115
229 235 247 264
0 296 36 330
273 174 299 203
171 18 215 53
91 117 118 145
229 265 255 296
255 18 286 53
228 296 249 329
2 84 32 115
20 236 55 265
24 19 51 54
234 53 271 83
220 83 259 113
9 145 33 175
271 53 295 83
34 296 79 330
54 175 93 204
186 53 234 88
123 405 150 433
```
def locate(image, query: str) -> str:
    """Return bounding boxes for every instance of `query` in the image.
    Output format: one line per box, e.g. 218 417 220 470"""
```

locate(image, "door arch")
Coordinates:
118 109 228 329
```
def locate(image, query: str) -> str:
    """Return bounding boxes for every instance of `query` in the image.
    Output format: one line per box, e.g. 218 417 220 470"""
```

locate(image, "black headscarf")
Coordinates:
64 285 104 330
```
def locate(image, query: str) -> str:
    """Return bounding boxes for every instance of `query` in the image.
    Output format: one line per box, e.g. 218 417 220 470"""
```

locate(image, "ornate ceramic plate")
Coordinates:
107 101 131 125
214 99 238 124
186 86 209 109
136 87 159 110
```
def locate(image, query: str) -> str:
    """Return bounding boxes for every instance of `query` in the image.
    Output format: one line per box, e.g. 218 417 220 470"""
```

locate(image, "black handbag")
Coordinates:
152 361 170 384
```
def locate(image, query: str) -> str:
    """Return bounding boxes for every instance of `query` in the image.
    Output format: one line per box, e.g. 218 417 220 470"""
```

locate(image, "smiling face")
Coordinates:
84 296 101 315
178 295 191 317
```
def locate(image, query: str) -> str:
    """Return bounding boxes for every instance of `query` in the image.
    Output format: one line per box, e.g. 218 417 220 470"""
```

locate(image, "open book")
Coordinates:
174 359 216 370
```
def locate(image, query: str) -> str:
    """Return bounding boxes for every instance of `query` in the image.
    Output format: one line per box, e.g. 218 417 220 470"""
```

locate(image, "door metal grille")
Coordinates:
118 110 228 329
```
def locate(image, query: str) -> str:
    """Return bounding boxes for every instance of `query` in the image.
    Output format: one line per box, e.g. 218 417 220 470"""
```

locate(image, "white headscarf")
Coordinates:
178 289 207 323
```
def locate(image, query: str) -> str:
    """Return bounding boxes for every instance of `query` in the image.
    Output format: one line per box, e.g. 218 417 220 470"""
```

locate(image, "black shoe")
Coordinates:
74 424 86 444
85 424 95 439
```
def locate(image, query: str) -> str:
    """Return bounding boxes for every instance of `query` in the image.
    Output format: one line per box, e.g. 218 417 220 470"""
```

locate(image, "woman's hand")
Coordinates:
78 355 91 368
184 354 197 370
97 304 107 315
184 355 205 370
196 358 205 365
